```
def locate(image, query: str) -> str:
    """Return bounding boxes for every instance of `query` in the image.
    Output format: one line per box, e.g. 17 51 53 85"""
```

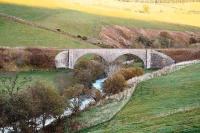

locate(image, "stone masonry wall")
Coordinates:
151 51 175 68
84 60 200 131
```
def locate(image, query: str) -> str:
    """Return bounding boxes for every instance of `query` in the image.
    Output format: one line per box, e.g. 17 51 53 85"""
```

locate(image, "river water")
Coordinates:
2 78 107 132
92 78 107 92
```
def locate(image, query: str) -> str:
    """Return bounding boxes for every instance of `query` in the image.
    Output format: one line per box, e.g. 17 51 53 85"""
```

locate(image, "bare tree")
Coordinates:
0 72 32 96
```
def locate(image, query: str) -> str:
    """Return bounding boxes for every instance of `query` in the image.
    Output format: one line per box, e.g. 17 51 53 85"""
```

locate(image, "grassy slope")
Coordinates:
0 69 76 92
0 4 200 48
0 17 97 48
0 0 200 28
81 63 200 133
1 4 200 36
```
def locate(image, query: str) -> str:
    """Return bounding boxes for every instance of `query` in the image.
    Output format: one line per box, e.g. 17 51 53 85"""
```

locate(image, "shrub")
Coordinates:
83 88 102 102
15 50 30 67
29 81 65 127
132 67 144 76
118 68 133 80
74 60 105 87
0 89 36 132
29 49 49 68
104 73 126 95
118 67 144 80
0 94 8 131
0 81 65 132
160 31 172 39
74 69 93 87
189 37 197 44
63 84 84 114
136 36 152 47
82 36 88 40
26 48 57 69
159 49 200 62
0 48 59 71
158 36 171 48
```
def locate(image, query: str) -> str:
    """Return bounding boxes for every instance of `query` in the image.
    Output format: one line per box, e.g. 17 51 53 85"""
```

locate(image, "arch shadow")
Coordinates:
73 53 108 69
112 53 146 68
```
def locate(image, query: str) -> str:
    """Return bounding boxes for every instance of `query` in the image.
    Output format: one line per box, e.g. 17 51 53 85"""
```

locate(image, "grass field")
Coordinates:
0 0 200 28
0 1 200 48
80 63 200 133
0 17 98 48
0 69 75 92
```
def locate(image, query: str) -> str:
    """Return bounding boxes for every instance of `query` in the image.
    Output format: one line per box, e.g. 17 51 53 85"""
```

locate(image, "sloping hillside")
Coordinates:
0 2 200 48
0 0 200 28
0 16 97 48
100 25 200 48
81 63 200 132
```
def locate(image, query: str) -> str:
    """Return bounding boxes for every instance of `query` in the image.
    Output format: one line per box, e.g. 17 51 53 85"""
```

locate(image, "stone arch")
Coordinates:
55 51 68 68
106 49 148 68
151 50 174 68
72 52 108 69
111 52 146 68
113 53 145 67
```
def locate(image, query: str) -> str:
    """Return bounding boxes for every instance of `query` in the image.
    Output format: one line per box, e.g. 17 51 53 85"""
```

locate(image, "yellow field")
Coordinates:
0 0 200 27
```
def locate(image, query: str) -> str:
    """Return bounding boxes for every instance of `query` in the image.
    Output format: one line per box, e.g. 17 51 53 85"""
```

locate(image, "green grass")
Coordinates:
0 17 98 48
0 4 200 48
0 69 76 92
38 10 200 38
80 63 200 133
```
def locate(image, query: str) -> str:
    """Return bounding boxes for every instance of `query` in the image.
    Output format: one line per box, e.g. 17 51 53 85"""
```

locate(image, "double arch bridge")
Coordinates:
55 49 174 69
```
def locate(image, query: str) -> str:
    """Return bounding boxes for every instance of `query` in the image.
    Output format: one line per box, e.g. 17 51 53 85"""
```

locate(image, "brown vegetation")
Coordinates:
63 84 85 114
26 48 57 68
0 76 65 132
99 25 200 48
104 67 144 95
0 48 60 71
104 73 127 95
159 49 200 62
74 60 105 87
118 67 144 80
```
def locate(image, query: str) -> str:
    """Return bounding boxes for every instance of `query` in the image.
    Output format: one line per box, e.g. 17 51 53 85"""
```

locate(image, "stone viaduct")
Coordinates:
55 49 174 69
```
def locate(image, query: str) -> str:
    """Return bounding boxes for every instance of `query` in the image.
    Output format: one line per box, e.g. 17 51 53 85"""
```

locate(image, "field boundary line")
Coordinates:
0 12 100 46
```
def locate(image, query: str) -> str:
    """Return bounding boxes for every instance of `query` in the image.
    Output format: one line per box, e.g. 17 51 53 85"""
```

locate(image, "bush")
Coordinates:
14 50 30 67
82 36 88 40
104 73 126 95
158 36 171 48
0 48 59 71
29 81 65 127
63 84 84 114
189 37 197 44
0 81 65 132
83 88 102 102
74 69 93 87
0 94 8 131
28 48 51 68
136 36 152 47
74 60 105 87
159 49 200 62
118 67 144 80
160 31 172 39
